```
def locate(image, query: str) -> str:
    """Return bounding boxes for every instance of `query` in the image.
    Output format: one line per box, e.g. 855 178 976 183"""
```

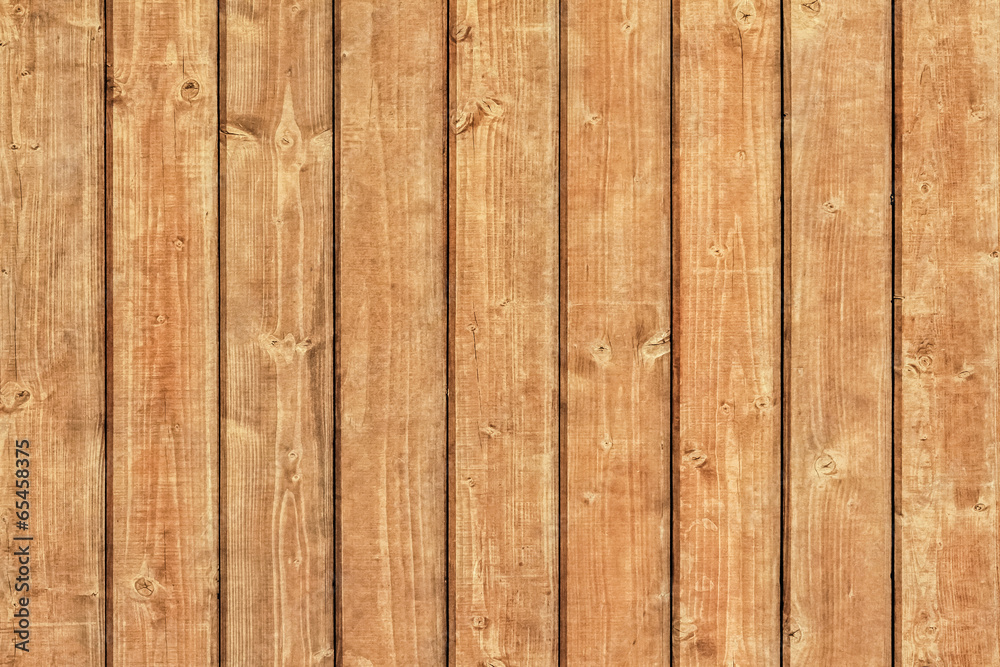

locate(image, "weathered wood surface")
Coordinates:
896 0 1000 662
108 0 219 662
14 1 1000 662
784 0 893 663
0 0 105 663
563 0 670 663
450 0 560 662
336 0 447 664
673 0 782 663
222 0 334 663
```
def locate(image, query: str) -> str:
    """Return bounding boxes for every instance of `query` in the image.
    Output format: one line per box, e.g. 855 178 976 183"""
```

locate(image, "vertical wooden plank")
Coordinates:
450 0 559 662
673 0 782 663
897 0 1000 662
562 0 670 663
223 0 333 663
108 0 218 661
0 0 104 662
784 0 892 662
336 0 447 664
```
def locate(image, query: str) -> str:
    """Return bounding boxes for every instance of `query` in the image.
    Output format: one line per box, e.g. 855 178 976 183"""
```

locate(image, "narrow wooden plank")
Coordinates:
784 0 892 662
562 0 670 663
450 0 560 662
0 0 104 662
108 0 218 661
673 0 782 663
336 0 448 664
897 0 1000 662
223 0 334 663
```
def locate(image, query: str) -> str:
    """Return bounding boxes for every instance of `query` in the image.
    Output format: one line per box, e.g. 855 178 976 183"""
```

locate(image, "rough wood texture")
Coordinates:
0 0 104 663
673 0 781 663
450 0 560 662
19 1 1000 661
222 0 334 664
896 0 1000 662
562 0 670 663
784 0 893 663
108 0 219 662
336 0 447 664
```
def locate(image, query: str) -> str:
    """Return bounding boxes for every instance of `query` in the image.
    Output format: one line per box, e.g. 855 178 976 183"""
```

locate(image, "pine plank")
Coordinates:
336 0 448 664
673 0 782 663
896 0 1000 662
562 0 670 663
222 0 334 663
108 0 219 662
784 0 893 662
450 0 560 662
0 0 104 662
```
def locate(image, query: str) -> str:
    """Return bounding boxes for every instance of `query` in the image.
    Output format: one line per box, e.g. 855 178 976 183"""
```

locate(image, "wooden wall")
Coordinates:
0 0 997 664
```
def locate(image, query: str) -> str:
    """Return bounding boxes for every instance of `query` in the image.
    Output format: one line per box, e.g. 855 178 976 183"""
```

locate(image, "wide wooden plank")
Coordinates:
896 0 1000 662
0 0 104 662
562 0 670 663
222 0 334 663
336 0 447 664
108 0 219 662
784 0 892 662
450 0 560 662
673 0 782 663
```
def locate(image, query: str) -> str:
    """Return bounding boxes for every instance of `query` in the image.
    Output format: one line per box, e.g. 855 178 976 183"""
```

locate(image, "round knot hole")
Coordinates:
815 454 838 476
134 577 155 597
180 79 201 101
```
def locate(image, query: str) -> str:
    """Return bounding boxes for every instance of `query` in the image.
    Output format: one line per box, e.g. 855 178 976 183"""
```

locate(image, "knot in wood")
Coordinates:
642 331 671 360
815 454 838 476
590 341 613 365
134 577 155 597
180 79 200 101
733 0 756 28
686 449 708 469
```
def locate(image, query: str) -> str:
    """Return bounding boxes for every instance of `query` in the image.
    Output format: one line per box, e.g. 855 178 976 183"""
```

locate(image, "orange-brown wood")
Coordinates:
450 0 560 662
784 0 893 662
673 0 782 663
562 0 670 663
108 0 219 662
0 0 105 663
222 0 334 663
896 0 1000 661
15 2 1000 661
336 0 448 664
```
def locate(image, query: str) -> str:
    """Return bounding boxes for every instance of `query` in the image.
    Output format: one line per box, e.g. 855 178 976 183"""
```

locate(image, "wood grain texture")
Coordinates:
784 0 892 663
896 0 1000 662
12 3 1000 661
336 0 447 664
673 0 781 663
0 0 104 663
450 0 560 662
108 0 219 662
562 0 670 663
222 0 334 664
